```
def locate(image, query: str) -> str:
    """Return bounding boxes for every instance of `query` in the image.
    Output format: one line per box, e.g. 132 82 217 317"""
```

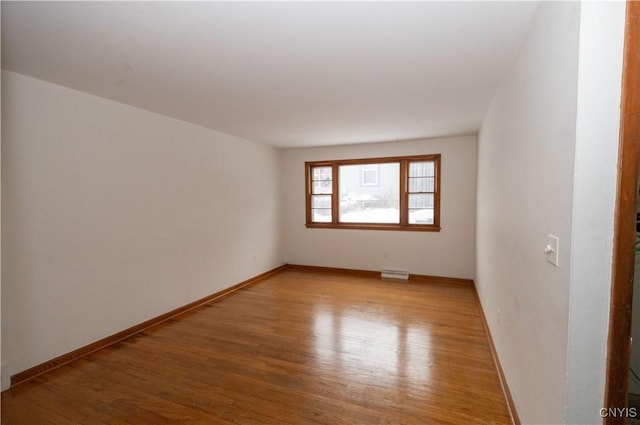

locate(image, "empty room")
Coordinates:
0 1 633 424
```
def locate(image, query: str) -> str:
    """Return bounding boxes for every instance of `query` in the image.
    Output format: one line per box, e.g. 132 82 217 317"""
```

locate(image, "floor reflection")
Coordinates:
313 306 431 388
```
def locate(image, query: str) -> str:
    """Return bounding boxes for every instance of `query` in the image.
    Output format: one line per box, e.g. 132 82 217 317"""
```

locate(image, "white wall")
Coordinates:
566 2 625 422
476 3 580 424
1 71 283 389
282 135 476 279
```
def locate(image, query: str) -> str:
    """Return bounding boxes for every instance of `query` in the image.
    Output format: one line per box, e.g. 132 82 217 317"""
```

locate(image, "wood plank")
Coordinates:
2 270 511 424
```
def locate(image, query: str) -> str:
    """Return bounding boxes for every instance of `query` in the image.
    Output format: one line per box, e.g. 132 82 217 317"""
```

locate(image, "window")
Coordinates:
361 164 379 186
309 166 333 223
305 154 441 231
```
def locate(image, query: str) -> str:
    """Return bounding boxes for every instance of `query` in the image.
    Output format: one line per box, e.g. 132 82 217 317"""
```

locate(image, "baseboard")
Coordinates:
287 263 474 286
9 264 288 388
472 286 521 425
287 264 380 279
408 272 473 286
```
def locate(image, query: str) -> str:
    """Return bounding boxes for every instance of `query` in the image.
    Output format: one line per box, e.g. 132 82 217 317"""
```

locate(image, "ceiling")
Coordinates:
2 1 538 148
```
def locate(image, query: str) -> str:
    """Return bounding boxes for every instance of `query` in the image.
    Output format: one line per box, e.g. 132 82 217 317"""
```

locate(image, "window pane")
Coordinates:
409 208 434 224
312 195 332 209
312 166 332 181
312 181 332 194
362 164 378 185
339 163 400 223
408 177 434 193
312 209 332 222
409 193 434 209
409 161 434 177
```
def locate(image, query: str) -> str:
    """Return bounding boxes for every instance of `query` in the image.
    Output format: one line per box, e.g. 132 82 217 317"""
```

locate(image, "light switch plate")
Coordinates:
546 234 559 267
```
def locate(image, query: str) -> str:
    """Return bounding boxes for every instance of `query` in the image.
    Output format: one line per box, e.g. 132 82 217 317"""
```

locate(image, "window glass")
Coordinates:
339 163 399 223
310 166 332 223
408 161 435 225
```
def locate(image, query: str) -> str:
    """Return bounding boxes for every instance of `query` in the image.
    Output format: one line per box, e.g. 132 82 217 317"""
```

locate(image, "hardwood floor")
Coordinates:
1 270 511 424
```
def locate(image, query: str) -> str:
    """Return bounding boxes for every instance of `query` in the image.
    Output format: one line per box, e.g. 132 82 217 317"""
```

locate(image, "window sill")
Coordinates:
305 223 441 232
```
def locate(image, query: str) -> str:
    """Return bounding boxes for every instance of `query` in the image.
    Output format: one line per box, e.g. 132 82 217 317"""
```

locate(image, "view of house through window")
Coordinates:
305 154 441 231
339 163 400 223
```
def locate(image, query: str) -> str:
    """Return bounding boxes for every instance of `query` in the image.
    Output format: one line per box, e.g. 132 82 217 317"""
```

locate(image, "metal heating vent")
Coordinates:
381 268 409 280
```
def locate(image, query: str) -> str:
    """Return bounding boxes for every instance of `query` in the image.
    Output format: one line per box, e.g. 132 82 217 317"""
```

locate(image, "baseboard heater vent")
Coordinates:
381 268 409 280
